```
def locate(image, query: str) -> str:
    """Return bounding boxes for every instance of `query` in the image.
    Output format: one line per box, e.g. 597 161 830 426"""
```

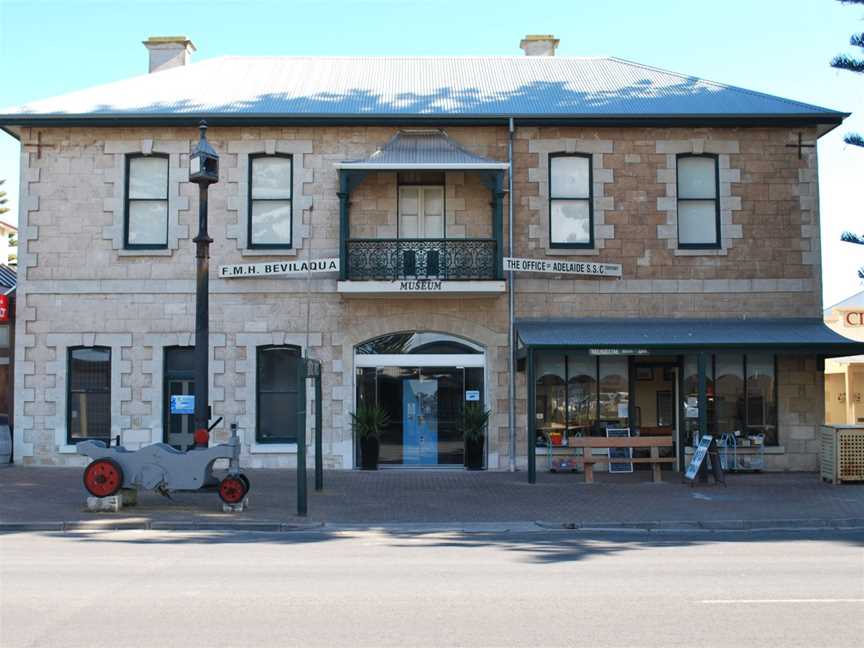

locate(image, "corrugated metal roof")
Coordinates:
517 318 864 353
0 264 16 291
0 56 844 121
337 130 508 169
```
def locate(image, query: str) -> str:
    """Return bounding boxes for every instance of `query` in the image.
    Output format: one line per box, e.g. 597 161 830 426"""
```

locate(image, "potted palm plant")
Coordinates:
351 404 390 470
460 403 490 470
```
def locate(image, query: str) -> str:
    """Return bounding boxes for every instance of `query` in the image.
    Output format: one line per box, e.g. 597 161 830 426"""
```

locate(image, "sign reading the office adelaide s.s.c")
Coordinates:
503 257 622 278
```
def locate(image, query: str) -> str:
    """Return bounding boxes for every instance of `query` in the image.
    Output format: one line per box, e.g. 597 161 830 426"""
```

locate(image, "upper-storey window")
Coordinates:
249 154 293 248
549 153 593 248
125 154 169 249
677 154 720 249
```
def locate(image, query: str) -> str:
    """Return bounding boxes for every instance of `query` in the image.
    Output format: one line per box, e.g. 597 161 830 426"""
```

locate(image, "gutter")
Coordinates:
0 112 849 129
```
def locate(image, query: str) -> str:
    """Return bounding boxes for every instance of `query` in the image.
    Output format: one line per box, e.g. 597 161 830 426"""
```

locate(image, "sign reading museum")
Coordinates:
503 257 622 278
219 258 340 278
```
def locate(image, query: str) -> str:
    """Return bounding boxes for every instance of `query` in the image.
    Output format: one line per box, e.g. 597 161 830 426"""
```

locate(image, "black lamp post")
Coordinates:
189 120 219 449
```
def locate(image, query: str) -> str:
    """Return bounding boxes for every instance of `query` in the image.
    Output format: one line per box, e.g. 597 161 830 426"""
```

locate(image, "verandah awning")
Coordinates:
516 317 864 356
335 129 509 170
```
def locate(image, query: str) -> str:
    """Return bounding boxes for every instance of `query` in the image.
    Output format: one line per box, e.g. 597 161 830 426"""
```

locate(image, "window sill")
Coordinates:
117 248 173 257
240 248 299 258
250 443 298 454
544 247 600 257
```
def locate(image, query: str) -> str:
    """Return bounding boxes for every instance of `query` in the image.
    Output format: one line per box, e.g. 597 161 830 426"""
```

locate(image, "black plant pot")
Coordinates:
360 436 379 470
464 438 485 470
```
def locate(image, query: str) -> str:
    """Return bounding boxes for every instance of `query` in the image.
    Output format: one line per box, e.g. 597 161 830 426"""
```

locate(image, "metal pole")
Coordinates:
507 117 517 472
193 181 212 448
315 374 323 491
527 346 536 484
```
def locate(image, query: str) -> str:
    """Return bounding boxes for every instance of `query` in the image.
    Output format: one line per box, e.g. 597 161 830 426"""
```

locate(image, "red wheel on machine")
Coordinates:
83 458 124 498
237 474 251 494
219 476 247 504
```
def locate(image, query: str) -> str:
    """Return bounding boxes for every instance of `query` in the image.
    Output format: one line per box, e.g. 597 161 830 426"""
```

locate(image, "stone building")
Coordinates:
2 35 861 473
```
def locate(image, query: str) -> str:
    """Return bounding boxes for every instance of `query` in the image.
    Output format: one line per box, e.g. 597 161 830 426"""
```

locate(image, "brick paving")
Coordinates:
2 466 864 527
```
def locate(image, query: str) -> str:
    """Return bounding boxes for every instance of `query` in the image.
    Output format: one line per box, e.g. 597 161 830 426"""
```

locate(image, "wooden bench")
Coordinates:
566 436 675 483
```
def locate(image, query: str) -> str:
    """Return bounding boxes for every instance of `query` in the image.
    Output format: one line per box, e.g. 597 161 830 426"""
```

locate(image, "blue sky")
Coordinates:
1 0 863 306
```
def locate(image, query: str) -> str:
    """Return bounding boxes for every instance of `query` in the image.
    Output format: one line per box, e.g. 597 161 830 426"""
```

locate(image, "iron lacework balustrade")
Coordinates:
346 238 497 281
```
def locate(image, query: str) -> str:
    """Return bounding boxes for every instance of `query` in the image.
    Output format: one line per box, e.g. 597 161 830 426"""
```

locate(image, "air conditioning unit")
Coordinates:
821 425 864 484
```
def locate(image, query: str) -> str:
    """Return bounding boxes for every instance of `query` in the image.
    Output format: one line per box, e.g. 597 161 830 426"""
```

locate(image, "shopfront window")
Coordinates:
534 353 629 446
599 357 629 433
682 353 777 446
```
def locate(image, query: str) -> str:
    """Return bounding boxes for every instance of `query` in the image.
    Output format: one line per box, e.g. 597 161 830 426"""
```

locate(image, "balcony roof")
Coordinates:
335 130 508 170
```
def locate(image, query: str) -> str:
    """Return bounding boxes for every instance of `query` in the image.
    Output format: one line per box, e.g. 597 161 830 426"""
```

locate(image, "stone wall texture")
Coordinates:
12 124 824 470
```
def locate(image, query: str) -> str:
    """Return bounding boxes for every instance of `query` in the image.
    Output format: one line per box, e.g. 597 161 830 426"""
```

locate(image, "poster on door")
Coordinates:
403 380 438 465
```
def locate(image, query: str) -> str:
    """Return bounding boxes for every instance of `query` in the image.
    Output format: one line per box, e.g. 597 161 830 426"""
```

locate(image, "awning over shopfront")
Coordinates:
516 317 864 356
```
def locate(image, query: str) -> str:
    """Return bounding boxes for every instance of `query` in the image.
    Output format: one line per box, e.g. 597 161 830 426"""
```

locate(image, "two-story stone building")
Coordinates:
2 35 862 474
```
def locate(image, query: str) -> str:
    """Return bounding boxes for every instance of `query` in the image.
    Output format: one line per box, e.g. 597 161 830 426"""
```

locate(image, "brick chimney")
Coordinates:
519 34 559 57
143 36 196 73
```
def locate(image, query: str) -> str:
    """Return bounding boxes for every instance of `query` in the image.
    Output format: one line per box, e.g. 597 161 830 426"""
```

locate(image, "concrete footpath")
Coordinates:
1 466 863 532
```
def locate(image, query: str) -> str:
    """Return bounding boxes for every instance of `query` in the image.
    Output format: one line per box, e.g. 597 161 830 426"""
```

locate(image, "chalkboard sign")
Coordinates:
685 435 713 481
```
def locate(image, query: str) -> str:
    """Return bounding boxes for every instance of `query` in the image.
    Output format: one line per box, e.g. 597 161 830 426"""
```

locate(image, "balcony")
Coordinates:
346 238 497 281
334 129 508 296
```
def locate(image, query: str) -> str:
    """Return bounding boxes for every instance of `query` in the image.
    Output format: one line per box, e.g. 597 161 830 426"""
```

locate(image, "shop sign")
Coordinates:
684 435 713 481
589 348 649 356
219 258 339 278
844 311 864 327
398 280 443 291
0 294 8 322
503 257 622 278
170 395 195 415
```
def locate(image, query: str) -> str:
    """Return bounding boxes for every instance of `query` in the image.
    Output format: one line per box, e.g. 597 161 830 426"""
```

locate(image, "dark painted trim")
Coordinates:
247 152 294 249
548 152 594 249
676 153 721 250
123 153 169 250
0 112 847 129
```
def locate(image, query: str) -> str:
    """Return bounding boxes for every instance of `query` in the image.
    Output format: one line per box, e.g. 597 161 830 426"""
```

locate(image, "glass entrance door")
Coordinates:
403 379 438 465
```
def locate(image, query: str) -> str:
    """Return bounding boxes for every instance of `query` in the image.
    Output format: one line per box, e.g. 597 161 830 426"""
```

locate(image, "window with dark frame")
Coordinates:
549 153 593 248
249 154 293 248
676 153 720 248
67 346 111 443
125 154 169 249
256 345 302 443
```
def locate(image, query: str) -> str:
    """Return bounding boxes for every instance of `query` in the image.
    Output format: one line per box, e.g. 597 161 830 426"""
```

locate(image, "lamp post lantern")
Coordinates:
189 120 219 449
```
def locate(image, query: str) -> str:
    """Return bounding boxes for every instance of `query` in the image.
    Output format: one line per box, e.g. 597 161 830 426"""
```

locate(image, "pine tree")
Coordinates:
831 0 864 278
0 179 8 217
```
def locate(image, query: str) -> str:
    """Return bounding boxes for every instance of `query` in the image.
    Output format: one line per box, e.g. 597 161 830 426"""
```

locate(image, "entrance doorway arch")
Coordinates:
354 332 486 467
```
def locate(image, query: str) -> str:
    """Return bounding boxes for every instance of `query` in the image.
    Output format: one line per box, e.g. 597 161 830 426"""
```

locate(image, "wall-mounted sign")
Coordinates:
0 294 8 322
399 280 443 291
219 258 339 278
504 257 622 278
170 395 195 415
844 311 864 327
589 348 649 356
465 390 480 402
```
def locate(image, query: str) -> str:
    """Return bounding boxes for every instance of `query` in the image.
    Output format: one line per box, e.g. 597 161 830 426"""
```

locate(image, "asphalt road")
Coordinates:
1 529 863 648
